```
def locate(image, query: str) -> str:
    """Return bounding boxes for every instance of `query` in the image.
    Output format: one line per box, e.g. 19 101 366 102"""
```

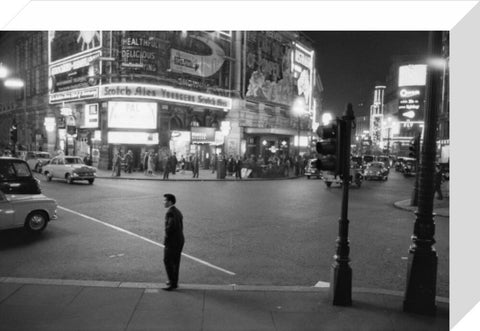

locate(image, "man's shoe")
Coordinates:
162 286 175 291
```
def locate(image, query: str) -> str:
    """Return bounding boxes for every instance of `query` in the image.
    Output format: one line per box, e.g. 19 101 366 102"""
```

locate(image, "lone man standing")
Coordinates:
162 193 185 291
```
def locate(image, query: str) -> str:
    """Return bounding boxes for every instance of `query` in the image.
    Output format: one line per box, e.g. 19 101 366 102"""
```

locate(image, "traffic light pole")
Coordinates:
330 103 354 306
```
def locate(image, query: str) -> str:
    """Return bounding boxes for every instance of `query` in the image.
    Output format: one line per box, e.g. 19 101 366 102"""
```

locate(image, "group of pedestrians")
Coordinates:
111 150 134 177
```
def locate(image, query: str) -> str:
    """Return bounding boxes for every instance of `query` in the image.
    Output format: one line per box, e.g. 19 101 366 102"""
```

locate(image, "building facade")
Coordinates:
1 31 321 170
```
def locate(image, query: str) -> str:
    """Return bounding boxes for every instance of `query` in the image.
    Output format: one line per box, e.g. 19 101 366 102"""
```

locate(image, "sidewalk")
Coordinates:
393 182 450 218
96 168 299 181
0 277 449 331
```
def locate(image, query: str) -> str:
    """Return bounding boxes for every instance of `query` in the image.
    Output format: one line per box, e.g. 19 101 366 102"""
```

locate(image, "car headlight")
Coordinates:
72 172 79 177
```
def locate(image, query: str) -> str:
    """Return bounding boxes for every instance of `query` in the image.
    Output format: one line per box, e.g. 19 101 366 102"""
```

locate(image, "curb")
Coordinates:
0 276 449 303
94 175 302 182
393 199 449 218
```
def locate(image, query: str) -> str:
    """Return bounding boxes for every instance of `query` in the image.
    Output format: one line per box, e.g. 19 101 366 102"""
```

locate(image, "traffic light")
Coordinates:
408 135 420 158
9 124 17 144
315 119 346 174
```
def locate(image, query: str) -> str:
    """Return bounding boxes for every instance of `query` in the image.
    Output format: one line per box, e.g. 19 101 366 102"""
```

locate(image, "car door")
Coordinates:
0 191 14 229
50 158 61 178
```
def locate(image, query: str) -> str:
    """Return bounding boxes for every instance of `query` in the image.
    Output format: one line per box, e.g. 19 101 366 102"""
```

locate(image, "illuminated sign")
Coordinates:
191 127 216 144
398 64 427 87
108 101 157 129
49 51 101 93
44 117 56 132
108 131 159 145
170 34 225 77
120 33 163 74
292 42 314 111
82 104 99 128
398 86 425 120
245 31 293 106
49 87 99 103
49 31 102 64
100 84 232 110
60 107 73 116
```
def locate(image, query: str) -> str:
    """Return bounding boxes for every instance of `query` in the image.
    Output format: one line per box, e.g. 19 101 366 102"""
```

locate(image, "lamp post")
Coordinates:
403 31 442 316
4 78 27 150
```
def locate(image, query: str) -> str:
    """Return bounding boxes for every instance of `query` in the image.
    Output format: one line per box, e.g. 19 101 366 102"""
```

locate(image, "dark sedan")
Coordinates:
363 162 389 181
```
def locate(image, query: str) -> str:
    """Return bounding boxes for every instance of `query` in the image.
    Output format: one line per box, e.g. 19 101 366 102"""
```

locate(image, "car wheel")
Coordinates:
326 182 332 187
25 211 48 233
66 174 73 184
307 175 311 179
44 172 52 182
88 179 94 184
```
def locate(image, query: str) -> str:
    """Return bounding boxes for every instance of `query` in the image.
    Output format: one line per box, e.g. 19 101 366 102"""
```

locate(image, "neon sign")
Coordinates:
99 84 232 110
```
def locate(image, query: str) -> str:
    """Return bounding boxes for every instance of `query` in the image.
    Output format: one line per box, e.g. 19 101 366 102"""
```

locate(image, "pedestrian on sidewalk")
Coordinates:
147 151 155 176
162 193 184 291
112 152 122 177
125 150 133 173
235 155 242 180
192 154 199 178
170 152 178 175
163 155 171 180
435 164 444 200
180 155 186 174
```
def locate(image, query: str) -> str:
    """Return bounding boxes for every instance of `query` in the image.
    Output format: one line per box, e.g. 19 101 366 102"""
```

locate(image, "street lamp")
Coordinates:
293 97 307 156
4 78 27 150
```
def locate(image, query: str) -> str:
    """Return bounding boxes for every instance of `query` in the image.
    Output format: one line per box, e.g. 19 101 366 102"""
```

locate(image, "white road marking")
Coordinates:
314 280 330 288
58 206 236 276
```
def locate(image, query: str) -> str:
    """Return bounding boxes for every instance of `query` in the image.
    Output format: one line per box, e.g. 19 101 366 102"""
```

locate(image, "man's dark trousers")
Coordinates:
164 245 183 286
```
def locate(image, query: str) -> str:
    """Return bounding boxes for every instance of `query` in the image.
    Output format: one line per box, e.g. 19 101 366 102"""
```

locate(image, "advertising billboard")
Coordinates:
49 51 101 93
245 31 294 106
398 64 427 87
49 31 102 64
116 31 231 95
191 127 216 144
108 101 157 129
397 86 425 121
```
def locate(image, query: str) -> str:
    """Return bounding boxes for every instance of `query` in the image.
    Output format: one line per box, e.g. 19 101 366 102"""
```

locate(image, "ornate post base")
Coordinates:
403 247 438 315
330 258 352 306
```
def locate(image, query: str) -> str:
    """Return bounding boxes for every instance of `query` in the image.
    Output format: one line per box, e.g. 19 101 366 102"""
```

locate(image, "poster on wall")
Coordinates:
108 101 157 129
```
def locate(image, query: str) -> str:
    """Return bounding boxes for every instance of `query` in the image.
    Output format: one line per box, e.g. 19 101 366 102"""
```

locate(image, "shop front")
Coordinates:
96 83 232 170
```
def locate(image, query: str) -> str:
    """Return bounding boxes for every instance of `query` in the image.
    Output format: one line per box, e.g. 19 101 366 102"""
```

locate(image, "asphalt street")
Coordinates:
0 171 449 298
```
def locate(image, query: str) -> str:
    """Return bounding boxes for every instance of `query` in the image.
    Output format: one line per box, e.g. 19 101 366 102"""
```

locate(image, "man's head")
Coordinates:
163 193 176 208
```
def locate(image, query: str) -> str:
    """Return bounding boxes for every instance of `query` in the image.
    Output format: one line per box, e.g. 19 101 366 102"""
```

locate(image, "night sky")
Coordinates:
303 31 430 117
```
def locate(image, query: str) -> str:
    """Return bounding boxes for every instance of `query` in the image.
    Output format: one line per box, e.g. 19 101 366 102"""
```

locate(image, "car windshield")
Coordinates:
65 157 84 165
368 163 383 169
36 153 51 159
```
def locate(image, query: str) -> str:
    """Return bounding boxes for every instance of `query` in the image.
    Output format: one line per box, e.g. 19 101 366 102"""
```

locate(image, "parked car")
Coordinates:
363 161 389 181
43 156 97 184
0 157 42 195
0 189 57 233
402 160 417 177
305 158 321 179
24 151 52 173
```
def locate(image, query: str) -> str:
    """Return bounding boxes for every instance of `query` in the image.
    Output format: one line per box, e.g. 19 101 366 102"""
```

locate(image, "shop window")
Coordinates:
170 116 183 130
189 116 201 128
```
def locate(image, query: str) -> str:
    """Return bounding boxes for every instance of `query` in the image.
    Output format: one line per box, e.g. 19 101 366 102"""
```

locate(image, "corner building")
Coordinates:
2 31 321 170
